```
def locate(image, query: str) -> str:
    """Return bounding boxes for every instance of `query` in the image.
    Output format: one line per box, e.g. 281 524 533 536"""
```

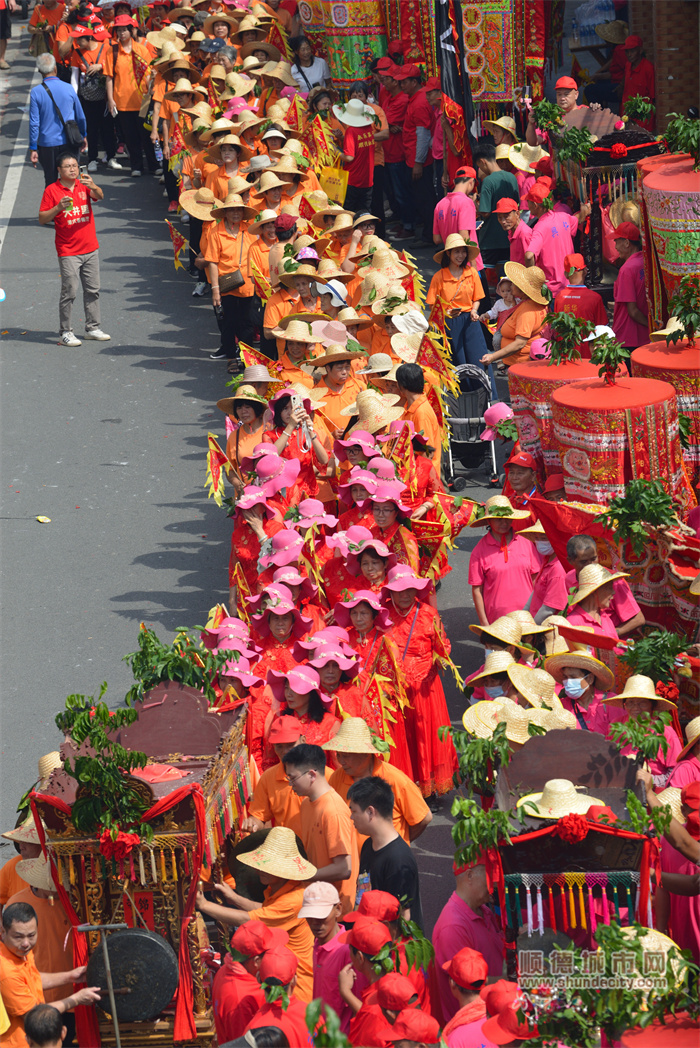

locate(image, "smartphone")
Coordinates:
79 165 88 178
290 394 303 412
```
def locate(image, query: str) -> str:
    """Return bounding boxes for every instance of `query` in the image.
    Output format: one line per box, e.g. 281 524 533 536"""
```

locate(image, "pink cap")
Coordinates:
240 442 277 473
381 564 430 595
200 616 250 650
234 485 276 517
267 665 331 705
219 655 260 688
529 337 550 360
480 402 514 442
376 419 415 442
293 627 353 662
245 582 294 616
297 881 341 918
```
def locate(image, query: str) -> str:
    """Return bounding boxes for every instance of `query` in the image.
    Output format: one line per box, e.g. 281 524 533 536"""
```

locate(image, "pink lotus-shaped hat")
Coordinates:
251 593 312 638
381 564 430 596
333 590 393 631
345 534 397 577
240 442 278 473
235 485 277 518
284 498 338 531
219 654 260 689
255 455 301 497
338 468 378 505
366 456 398 480
480 402 514 442
377 419 415 443
200 616 251 650
371 480 412 515
267 665 332 706
294 626 353 661
325 524 373 559
246 582 294 616
308 646 359 676
213 633 260 659
259 530 305 568
272 566 318 603
334 430 378 462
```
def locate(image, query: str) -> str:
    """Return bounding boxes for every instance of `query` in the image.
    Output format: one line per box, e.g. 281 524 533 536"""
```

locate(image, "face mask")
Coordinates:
484 685 503 698
563 678 586 699
536 540 554 555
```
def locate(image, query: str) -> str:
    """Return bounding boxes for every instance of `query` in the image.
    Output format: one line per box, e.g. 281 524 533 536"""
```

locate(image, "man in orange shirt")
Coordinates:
324 718 431 846
395 362 441 471
28 0 65 47
0 901 100 1048
282 743 358 914
6 859 73 1009
195 826 316 1002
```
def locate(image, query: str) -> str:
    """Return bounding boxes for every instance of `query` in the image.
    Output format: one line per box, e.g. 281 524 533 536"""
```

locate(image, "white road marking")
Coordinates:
0 67 41 259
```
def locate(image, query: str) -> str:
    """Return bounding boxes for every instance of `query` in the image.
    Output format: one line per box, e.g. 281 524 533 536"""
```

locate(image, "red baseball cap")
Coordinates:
70 24 96 37
623 34 643 49
259 945 298 986
681 782 700 810
230 923 288 957
268 715 303 745
387 38 403 54
455 165 476 181
614 221 641 241
275 213 297 232
393 63 421 81
494 197 520 214
376 57 397 73
358 890 400 922
341 916 392 955
442 947 489 989
113 13 136 25
482 987 538 1044
526 182 551 205
543 473 565 494
564 252 586 272
425 76 441 91
376 973 418 1011
555 75 578 90
389 1009 441 1043
530 156 553 176
505 452 537 471
480 979 519 1015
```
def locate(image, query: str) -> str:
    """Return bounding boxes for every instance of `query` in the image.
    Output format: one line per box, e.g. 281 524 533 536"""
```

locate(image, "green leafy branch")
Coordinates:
623 95 655 123
608 711 672 764
619 628 690 681
545 312 595 365
667 274 700 345
306 1002 351 1047
589 333 630 384
122 626 231 706
495 417 519 442
678 412 692 449
262 982 290 1008
450 796 514 867
557 125 595 165
440 722 511 794
593 479 677 556
663 112 700 170
533 99 564 135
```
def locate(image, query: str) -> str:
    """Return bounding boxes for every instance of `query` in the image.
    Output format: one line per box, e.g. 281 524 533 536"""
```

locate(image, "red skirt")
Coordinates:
403 667 457 796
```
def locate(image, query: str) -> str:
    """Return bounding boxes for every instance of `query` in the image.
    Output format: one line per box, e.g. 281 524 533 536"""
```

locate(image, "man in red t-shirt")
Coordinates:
376 60 411 238
621 35 655 130
394 64 436 245
553 253 608 355
336 97 376 214
38 152 110 346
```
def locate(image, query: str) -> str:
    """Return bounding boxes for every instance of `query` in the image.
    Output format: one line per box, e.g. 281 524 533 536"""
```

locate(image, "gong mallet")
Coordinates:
77 922 128 1048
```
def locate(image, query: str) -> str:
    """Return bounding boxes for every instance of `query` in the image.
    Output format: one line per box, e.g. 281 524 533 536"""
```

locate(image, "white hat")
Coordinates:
391 311 430 335
332 98 374 127
315 279 348 307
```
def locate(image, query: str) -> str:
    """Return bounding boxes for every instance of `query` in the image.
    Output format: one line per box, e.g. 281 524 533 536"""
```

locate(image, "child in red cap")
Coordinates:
245 945 312 1046
389 1008 441 1046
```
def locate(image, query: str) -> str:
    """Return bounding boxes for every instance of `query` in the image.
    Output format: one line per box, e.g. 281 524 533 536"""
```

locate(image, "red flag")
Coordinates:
285 93 308 132
266 18 291 61
417 333 451 382
249 260 272 303
530 494 611 570
386 423 417 497
426 385 443 430
206 433 229 506
428 296 446 331
165 218 188 270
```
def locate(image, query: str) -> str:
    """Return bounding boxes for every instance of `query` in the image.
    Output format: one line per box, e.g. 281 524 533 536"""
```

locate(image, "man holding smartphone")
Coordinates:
38 152 111 347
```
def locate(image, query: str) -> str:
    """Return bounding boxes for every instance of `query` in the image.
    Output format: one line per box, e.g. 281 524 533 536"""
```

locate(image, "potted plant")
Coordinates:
123 624 231 706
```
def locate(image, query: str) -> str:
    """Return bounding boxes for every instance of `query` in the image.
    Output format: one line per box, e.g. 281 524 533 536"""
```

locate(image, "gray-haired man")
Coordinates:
29 54 87 186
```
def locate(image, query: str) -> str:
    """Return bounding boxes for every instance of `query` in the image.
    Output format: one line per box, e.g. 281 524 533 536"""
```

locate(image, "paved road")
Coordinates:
0 35 509 934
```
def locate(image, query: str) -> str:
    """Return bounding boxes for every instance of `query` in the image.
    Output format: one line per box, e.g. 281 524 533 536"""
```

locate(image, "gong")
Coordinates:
86 928 179 1022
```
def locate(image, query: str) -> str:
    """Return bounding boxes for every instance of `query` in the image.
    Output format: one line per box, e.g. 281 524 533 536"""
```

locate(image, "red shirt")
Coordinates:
403 87 434 168
40 178 98 257
553 285 608 348
343 123 375 188
212 957 264 1044
622 58 655 129
246 997 311 1046
381 89 409 164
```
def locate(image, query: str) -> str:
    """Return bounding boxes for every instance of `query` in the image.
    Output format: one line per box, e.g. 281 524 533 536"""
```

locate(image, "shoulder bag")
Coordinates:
218 231 246 294
41 81 84 150
78 42 107 102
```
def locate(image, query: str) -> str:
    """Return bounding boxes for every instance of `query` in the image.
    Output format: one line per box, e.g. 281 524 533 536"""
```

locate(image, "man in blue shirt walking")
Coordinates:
29 53 87 186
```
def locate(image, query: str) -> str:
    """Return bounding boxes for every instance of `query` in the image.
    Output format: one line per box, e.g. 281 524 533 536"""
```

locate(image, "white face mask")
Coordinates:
535 540 554 555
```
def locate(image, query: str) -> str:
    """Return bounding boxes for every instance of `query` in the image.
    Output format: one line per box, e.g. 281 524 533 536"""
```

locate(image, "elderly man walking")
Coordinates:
39 152 110 346
29 55 87 187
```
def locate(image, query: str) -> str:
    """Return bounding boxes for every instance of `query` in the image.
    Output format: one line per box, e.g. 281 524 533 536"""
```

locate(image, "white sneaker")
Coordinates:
131 170 142 177
87 160 98 173
192 281 208 297
107 157 123 170
83 328 111 341
153 166 163 176
59 331 82 346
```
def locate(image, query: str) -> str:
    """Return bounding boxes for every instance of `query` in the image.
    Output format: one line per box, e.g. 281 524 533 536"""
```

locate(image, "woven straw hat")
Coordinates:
217 384 268 415
477 701 532 746
371 291 413 318
237 826 316 880
389 332 420 364
433 234 480 266
207 133 253 164
468 615 523 648
199 117 236 143
224 72 256 99
226 174 253 198
180 186 217 221
337 307 374 330
265 62 298 88
270 154 309 179
466 650 517 686
504 610 552 637
609 198 641 230
344 391 404 436
211 192 256 220
540 615 571 657
690 571 700 596
317 258 352 285
163 76 198 102
38 751 62 784
312 344 365 368
595 19 629 44
16 857 55 893
656 787 684 824
231 14 265 41
528 706 576 731
507 665 561 709
462 697 519 737
570 563 630 606
279 264 321 289
321 717 378 754
202 10 238 33
517 778 604 819
504 262 549 306
544 650 614 691
508 143 549 173
603 674 677 711
270 318 318 343
256 170 290 195
678 716 700 761
469 495 531 527
483 115 517 137
2 814 43 845
363 249 409 280
517 520 546 540
181 99 213 120
357 271 393 308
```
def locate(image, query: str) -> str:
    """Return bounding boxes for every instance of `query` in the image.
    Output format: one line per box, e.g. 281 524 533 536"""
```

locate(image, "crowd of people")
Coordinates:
1 0 698 1045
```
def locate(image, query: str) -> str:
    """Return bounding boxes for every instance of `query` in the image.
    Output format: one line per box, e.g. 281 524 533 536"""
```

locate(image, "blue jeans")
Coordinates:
446 312 497 398
386 161 413 230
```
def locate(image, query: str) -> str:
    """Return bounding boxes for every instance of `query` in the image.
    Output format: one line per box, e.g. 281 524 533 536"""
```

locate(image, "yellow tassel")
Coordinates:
150 848 158 883
69 855 76 885
171 849 177 880
160 849 167 882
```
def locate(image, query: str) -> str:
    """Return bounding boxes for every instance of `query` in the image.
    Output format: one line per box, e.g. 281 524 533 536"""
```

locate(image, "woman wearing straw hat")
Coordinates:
603 675 681 785
205 133 252 200
205 192 257 365
482 114 519 147
311 343 366 435
216 384 268 493
668 717 700 790
268 315 319 388
464 650 518 704
467 495 539 627
566 563 629 644
262 385 330 498
480 262 549 371
339 388 404 439
544 648 615 734
0 816 43 906
332 97 377 214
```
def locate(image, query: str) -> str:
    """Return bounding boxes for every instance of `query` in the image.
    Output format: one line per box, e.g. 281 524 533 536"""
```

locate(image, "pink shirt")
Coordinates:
531 555 568 616
567 605 620 643
433 191 484 270
560 687 615 735
313 929 354 1032
447 1017 499 1048
431 892 505 1024
687 505 700 537
613 251 648 347
669 755 700 789
527 210 576 294
515 170 536 209
468 530 540 624
660 838 700 964
564 570 641 630
508 219 533 266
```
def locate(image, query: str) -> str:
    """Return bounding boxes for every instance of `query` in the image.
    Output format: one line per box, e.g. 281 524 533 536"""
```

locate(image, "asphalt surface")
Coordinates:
0 32 510 935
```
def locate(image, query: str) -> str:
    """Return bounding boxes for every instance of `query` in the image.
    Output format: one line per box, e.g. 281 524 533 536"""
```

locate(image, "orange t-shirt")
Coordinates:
203 223 255 297
316 374 365 432
193 147 221 187
152 72 169 104
103 40 152 112
247 761 332 835
0 943 45 1048
402 394 441 469
248 238 272 281
0 856 27 907
247 881 314 1002
29 3 65 30
426 265 484 312
52 21 72 63
498 298 548 367
329 759 430 846
298 788 358 914
6 889 73 1005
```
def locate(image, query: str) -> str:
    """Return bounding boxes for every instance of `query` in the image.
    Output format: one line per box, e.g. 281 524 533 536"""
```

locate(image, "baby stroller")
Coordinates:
443 364 499 491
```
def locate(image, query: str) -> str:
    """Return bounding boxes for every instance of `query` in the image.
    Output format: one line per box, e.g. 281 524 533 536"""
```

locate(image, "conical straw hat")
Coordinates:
237 826 316 880
180 186 217 221
544 650 614 691
357 270 393 307
467 650 517 686
507 665 560 709
477 701 532 745
321 717 378 754
364 248 409 280
517 778 604 819
16 857 54 893
462 698 518 738
527 706 575 731
469 615 523 648
569 563 630 605
2 814 44 845
656 787 683 824
38 751 62 784
503 609 552 635
677 716 700 761
504 262 549 306
339 390 404 436
603 674 677 710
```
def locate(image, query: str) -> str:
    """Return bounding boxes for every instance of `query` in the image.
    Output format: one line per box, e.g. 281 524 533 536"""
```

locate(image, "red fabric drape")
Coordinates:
30 782 208 1046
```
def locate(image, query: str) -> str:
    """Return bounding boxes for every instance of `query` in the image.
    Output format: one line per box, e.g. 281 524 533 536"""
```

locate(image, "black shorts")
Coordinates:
0 8 11 40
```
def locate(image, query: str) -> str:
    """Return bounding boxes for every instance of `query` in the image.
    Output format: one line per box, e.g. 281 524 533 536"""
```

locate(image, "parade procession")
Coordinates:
0 0 699 1044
